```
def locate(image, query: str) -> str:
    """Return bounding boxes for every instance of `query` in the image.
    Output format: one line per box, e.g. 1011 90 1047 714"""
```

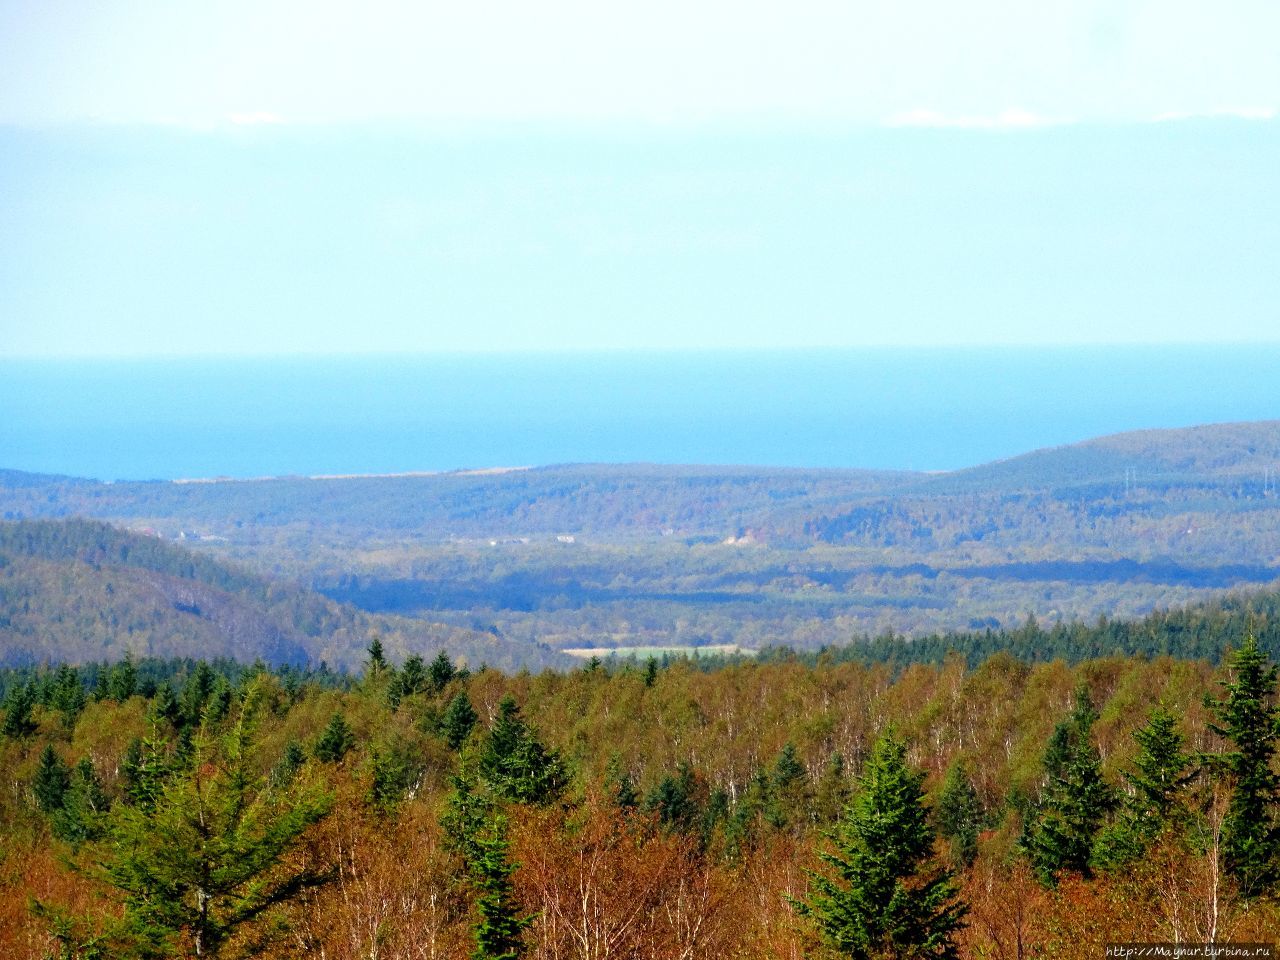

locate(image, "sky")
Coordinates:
1 0 1278 356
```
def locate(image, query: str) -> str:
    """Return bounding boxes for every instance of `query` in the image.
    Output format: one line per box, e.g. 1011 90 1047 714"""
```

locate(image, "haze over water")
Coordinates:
4 345 1280 482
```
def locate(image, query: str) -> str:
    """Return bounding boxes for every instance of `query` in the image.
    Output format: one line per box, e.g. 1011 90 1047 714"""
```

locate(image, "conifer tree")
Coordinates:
1096 706 1194 866
442 692 479 751
797 734 967 960
51 664 87 725
643 762 702 833
366 636 388 679
935 762 982 868
2 680 37 738
313 712 356 764
441 775 531 960
478 697 565 805
467 814 530 960
767 742 810 830
43 680 333 958
1205 634 1280 897
107 654 138 702
606 754 639 810
52 758 110 846
180 662 216 726
33 744 72 814
429 650 457 691
270 741 307 788
1023 687 1115 883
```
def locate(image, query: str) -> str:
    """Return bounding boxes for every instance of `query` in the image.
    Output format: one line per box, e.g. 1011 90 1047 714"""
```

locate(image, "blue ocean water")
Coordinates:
2 347 1279 481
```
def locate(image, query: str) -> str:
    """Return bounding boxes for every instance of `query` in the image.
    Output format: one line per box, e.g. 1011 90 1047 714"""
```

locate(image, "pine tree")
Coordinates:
643 762 702 833
643 657 658 688
1205 634 1280 897
606 754 639 811
478 697 565 805
313 712 356 764
51 664 87 725
400 655 427 696
180 662 216 726
1024 687 1115 883
935 762 982 868
441 776 531 960
796 734 967 960
441 692 479 751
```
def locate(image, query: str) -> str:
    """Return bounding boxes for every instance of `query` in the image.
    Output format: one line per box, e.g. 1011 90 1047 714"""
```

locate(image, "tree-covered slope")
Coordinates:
0 519 566 671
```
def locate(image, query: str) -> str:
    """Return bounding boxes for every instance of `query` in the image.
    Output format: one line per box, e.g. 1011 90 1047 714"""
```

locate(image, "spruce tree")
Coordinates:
935 762 982 868
478 697 565 805
52 758 110 846
107 654 138 702
643 762 703 833
2 680 37 738
797 734 967 960
1023 686 1115 883
1096 706 1194 866
467 814 530 960
428 651 457 691
366 636 388 678
442 692 479 751
313 712 356 764
1205 634 1280 897
43 680 333 958
33 744 72 814
270 740 307 788
767 742 810 830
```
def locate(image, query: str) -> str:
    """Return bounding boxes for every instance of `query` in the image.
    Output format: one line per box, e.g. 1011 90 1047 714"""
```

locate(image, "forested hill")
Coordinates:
4 420 1280 656
927 419 1280 493
0 519 566 671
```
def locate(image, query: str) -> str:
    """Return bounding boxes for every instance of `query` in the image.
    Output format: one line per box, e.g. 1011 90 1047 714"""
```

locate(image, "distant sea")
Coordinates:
3 347 1280 482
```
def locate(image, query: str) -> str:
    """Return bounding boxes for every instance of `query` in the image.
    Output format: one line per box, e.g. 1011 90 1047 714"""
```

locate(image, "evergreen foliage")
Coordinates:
51 758 110 846
45 681 333 958
313 712 356 764
270 741 307 788
1023 687 1115 883
2 680 37 737
797 734 967 960
935 763 982 868
1096 706 1195 866
441 692 479 751
813 752 851 825
1204 634 1280 897
33 743 71 814
478 697 565 805
428 651 457 691
644 762 703 834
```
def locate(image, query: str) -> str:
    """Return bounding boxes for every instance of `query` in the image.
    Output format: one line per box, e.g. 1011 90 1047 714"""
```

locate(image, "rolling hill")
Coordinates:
3 420 1280 660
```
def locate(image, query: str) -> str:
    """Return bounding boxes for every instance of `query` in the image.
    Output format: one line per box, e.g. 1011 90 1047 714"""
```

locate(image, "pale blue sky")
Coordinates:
1 1 1277 356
